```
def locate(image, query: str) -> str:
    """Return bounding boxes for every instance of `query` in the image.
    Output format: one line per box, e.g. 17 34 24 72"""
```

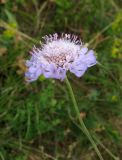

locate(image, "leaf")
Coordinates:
4 10 17 27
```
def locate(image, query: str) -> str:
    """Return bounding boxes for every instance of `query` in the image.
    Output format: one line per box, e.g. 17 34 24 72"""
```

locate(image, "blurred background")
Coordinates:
0 0 122 160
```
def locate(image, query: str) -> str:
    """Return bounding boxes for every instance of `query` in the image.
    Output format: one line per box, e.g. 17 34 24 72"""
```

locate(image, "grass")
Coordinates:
0 0 122 159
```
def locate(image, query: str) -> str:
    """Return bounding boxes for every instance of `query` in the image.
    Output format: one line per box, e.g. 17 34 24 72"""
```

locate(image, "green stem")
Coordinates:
65 76 104 160
93 135 120 160
68 107 119 160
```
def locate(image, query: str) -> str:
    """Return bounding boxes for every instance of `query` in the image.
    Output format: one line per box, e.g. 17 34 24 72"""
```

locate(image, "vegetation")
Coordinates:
0 0 122 159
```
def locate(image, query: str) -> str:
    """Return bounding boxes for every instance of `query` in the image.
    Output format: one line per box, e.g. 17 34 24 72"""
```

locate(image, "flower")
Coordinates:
25 33 97 82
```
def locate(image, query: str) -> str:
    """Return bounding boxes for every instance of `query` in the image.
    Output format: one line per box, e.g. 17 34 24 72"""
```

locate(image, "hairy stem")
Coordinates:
65 76 104 160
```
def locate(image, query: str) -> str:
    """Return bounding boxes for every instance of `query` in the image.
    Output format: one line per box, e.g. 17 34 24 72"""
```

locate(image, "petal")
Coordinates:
28 66 38 73
81 47 88 54
57 68 66 80
43 63 57 78
25 72 33 79
85 50 97 67
28 63 42 73
73 69 86 77
26 60 31 67
35 69 42 77
25 72 38 81
43 64 66 80
25 66 42 82
26 78 38 82
69 62 87 77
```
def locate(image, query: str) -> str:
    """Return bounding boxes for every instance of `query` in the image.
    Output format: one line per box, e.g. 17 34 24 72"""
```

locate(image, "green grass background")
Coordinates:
0 0 122 159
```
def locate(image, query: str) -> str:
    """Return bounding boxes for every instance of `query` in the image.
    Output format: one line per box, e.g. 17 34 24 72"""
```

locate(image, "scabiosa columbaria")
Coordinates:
25 33 97 82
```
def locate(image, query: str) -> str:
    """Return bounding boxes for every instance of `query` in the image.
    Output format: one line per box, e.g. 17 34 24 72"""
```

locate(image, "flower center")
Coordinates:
44 54 67 67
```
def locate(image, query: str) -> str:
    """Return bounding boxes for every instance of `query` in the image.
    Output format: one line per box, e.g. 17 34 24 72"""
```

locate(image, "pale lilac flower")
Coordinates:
25 33 97 82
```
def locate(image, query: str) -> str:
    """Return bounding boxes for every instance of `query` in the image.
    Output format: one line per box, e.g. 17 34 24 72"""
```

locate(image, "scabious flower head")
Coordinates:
25 33 97 82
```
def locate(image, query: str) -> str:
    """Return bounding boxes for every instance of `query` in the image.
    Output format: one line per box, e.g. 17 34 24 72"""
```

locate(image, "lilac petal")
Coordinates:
43 64 66 80
73 69 86 77
57 68 66 80
25 72 34 79
26 56 35 66
43 69 52 78
81 47 88 54
85 50 97 67
26 60 32 67
28 63 42 73
25 66 42 82
25 72 38 81
69 61 87 77
28 66 38 73
35 69 42 77
26 77 38 82
43 63 57 78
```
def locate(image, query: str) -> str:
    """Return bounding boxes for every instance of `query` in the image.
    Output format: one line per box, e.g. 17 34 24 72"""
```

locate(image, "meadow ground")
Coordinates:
0 0 122 160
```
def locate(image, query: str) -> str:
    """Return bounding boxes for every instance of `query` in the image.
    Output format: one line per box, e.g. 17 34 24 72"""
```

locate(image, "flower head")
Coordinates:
25 33 97 82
